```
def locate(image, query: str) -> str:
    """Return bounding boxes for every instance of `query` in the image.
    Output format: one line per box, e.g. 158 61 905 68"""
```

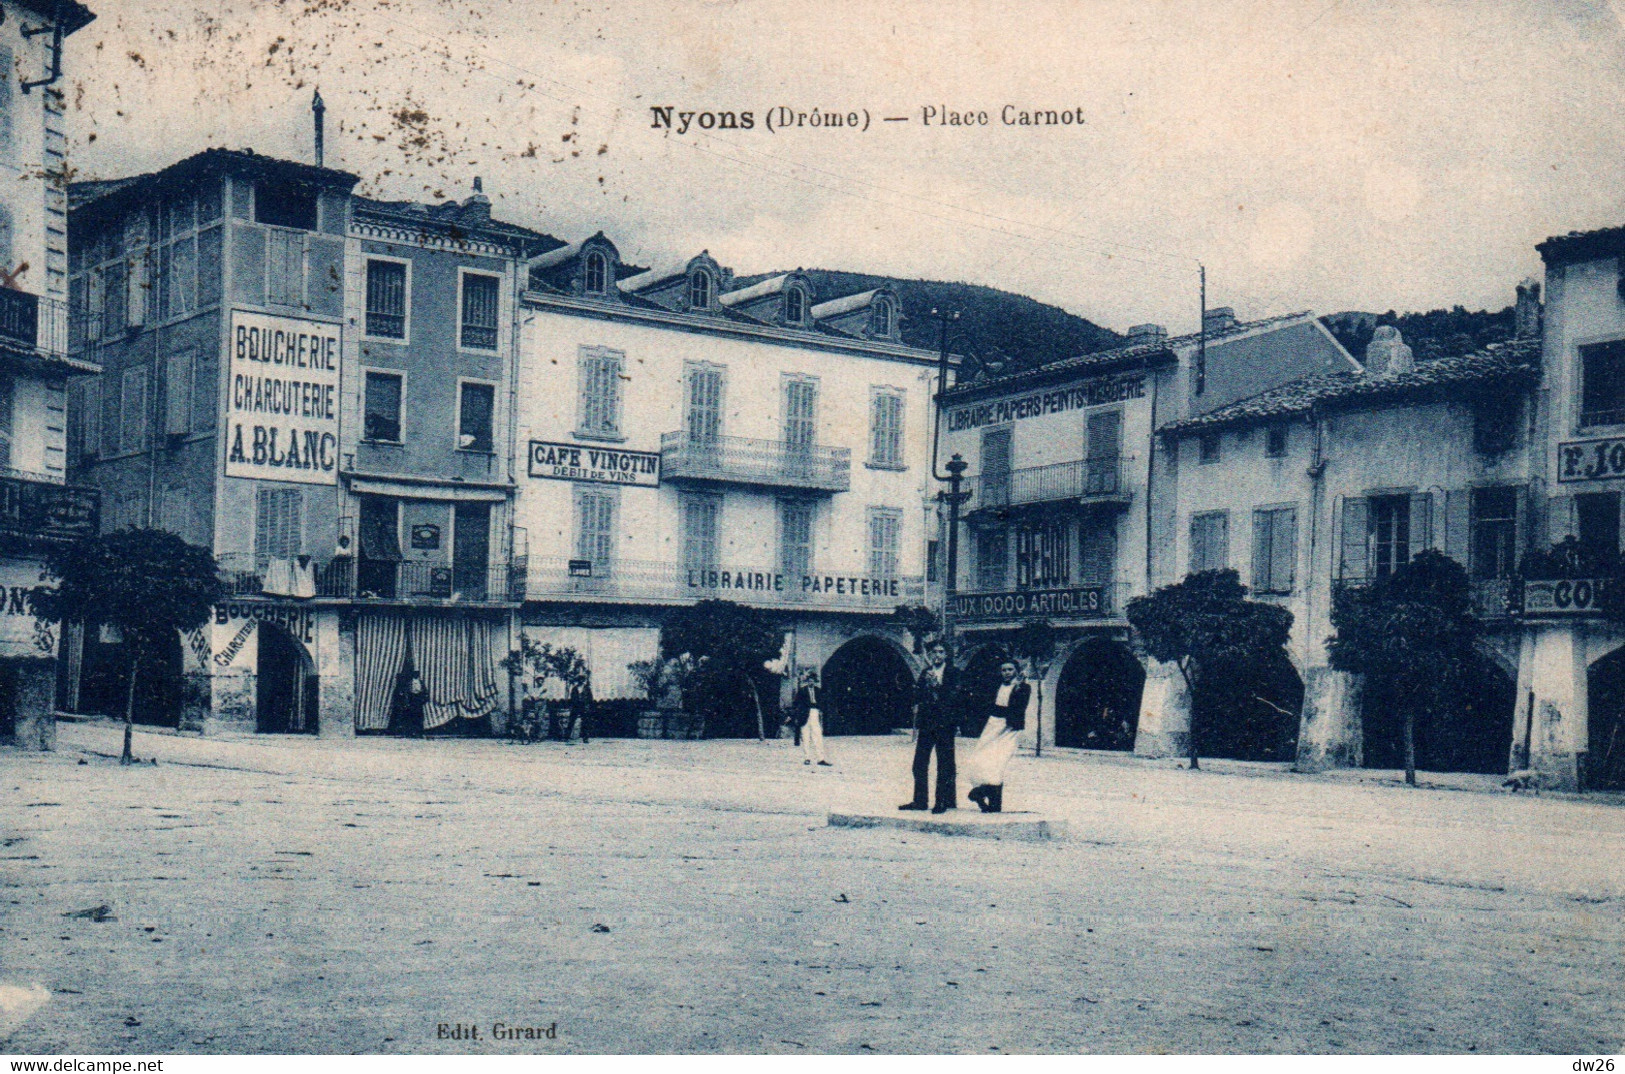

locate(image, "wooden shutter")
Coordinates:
1339 497 1369 582
780 500 812 580
1409 491 1434 555
868 511 899 578
164 351 193 436
784 378 817 450
1274 509 1297 591
120 367 147 455
255 488 304 561
1252 510 1272 591
575 489 616 569
1445 488 1472 571
687 366 722 443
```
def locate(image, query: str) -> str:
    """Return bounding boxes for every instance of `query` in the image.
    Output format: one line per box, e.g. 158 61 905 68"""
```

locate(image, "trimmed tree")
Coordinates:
1328 549 1479 787
1013 618 1057 756
891 604 942 654
660 600 783 739
33 529 221 764
1126 569 1294 771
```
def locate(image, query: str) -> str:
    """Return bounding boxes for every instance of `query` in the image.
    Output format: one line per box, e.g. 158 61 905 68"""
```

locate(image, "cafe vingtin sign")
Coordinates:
528 440 661 488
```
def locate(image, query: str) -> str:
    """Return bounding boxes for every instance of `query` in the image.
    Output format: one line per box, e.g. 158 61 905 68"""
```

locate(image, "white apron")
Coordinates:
963 715 1020 787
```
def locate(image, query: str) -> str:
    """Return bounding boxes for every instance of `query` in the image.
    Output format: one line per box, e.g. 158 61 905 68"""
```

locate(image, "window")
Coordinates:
458 382 495 453
254 487 304 564
164 349 195 436
1266 424 1288 458
685 363 724 444
870 298 892 337
357 495 401 599
868 508 901 579
120 366 148 455
192 349 217 432
1078 523 1116 586
785 287 805 324
365 259 407 339
101 260 126 337
266 228 305 308
1198 431 1221 464
976 527 1008 591
980 426 1012 507
574 486 618 574
1016 520 1070 589
926 539 940 584
780 499 813 582
577 347 624 438
1473 396 1519 455
584 250 608 294
1471 487 1519 579
254 181 318 231
163 229 197 320
681 494 722 576
1190 511 1229 573
1086 410 1121 493
459 273 500 350
1370 495 1412 580
364 371 403 443
688 270 712 310
1577 492 1620 561
784 376 818 453
1581 340 1625 428
869 389 905 468
99 376 121 458
1252 507 1297 594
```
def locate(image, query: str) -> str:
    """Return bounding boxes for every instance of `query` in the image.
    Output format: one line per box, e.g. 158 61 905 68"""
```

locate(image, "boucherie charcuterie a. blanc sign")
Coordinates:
225 311 341 486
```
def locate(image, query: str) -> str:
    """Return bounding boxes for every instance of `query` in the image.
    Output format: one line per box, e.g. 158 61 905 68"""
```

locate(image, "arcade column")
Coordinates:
1515 622 1589 791
1294 665 1363 772
1133 658 1191 758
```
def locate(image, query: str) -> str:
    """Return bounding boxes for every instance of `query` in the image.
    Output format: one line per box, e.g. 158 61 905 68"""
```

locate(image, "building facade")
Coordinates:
516 242 941 735
0 0 100 749
935 309 1356 752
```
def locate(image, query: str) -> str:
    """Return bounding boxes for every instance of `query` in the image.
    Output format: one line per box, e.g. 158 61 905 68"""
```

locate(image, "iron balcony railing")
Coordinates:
0 291 68 356
526 555 923 611
0 473 98 543
1333 575 1520 622
220 553 525 604
976 456 1126 510
660 432 851 493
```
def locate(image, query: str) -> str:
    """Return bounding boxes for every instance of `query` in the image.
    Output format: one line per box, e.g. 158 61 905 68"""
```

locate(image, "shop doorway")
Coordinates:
819 636 915 735
1586 646 1625 790
1198 650 1304 762
1362 650 1513 774
257 623 318 734
78 628 184 727
1055 638 1145 750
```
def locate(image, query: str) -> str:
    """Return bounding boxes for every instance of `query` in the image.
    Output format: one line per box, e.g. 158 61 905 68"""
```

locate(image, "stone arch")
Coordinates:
957 642 1013 737
256 622 319 734
1586 646 1625 790
1363 648 1515 774
819 634 916 735
78 626 185 728
1199 648 1304 762
1054 636 1146 750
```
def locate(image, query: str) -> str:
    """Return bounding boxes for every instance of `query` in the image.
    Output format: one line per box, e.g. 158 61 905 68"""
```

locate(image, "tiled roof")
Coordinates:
939 311 1318 400
1159 336 1540 435
354 196 559 252
1538 224 1625 266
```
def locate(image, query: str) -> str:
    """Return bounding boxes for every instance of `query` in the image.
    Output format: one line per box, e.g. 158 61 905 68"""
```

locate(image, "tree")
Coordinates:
1126 569 1294 771
891 604 941 654
661 600 783 739
33 529 221 764
503 638 589 740
1013 618 1057 757
1327 550 1480 786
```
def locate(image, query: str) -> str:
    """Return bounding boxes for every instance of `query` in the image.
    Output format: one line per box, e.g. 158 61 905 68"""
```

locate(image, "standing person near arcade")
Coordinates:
790 669 832 766
901 641 959 813
965 659 1031 813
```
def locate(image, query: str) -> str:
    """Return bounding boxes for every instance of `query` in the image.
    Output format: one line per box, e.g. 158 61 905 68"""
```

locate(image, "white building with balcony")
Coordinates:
515 242 941 735
0 0 98 749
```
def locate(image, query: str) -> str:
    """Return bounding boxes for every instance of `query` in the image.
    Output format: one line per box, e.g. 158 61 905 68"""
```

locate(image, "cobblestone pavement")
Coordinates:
3 721 1623 1054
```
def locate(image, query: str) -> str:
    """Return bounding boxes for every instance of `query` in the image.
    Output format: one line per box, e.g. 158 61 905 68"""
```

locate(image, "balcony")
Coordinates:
974 456 1130 513
949 580 1127 623
220 554 524 605
0 472 99 544
525 556 922 613
659 432 851 493
0 290 69 357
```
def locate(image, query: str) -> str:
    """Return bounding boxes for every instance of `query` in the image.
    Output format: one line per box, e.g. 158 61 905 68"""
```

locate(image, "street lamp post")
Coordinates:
928 307 969 664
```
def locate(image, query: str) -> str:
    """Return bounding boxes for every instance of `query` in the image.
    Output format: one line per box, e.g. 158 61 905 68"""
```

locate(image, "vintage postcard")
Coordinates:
1 0 1622 1060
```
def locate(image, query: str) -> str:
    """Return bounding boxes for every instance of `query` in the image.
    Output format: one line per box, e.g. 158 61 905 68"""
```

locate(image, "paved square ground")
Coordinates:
3 721 1623 1054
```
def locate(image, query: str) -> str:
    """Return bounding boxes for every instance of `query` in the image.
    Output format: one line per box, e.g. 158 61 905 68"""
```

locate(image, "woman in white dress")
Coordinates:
966 660 1031 813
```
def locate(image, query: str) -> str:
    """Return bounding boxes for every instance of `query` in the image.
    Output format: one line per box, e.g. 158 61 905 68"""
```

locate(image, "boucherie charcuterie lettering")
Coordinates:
225 312 342 485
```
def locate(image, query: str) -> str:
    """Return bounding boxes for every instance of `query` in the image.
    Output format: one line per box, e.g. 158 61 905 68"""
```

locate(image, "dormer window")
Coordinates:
871 298 893 337
689 270 712 310
785 287 806 325
584 250 608 295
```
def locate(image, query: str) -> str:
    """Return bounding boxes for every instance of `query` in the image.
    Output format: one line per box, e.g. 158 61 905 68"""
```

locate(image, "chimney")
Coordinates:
312 89 326 168
462 175 491 222
1516 277 1542 340
1202 306 1238 334
1126 323 1167 347
1364 325 1414 377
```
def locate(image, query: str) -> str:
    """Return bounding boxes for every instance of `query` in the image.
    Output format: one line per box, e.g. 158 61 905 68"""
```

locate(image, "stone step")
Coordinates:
826 810 1066 841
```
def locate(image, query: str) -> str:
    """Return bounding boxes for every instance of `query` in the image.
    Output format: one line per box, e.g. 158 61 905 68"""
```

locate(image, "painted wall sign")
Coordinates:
528 440 661 487
950 586 1109 621
225 311 342 485
1558 437 1625 483
685 569 902 599
1521 578 1611 618
945 375 1146 432
0 560 55 657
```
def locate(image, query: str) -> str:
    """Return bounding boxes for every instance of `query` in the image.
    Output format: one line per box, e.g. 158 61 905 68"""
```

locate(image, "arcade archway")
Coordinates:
257 623 319 734
1198 649 1304 762
820 636 914 735
79 627 184 728
1362 650 1514 774
1586 646 1625 790
1055 638 1145 750
958 643 1013 737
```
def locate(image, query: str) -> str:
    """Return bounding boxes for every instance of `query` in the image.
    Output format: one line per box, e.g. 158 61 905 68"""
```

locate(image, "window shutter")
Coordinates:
1410 491 1434 555
1275 509 1297 591
121 367 147 455
126 255 147 327
164 351 192 436
1252 511 1271 591
1339 497 1369 582
605 353 622 435
1445 488 1472 570
1215 513 1229 569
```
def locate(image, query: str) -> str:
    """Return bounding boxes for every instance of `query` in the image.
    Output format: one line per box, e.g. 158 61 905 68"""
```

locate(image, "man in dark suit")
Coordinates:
901 641 958 813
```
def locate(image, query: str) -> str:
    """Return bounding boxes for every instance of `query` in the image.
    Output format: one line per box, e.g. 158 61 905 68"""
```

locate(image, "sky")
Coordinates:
61 0 1625 335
